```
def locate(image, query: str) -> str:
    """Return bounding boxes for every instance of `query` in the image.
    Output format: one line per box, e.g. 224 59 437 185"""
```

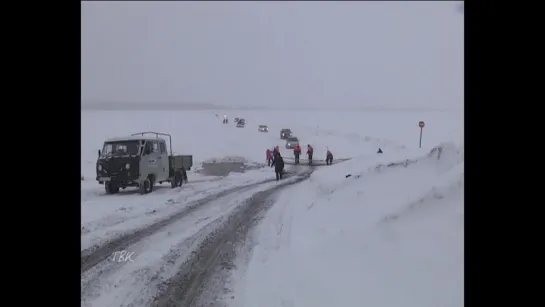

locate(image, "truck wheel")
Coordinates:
139 178 152 194
171 172 181 188
105 182 119 194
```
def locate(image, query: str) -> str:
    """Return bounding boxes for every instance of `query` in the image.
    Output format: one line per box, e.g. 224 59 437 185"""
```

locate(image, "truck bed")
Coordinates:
169 155 193 171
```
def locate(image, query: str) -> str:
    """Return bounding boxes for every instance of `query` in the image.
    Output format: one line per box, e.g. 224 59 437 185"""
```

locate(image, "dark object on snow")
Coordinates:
307 145 314 164
345 174 352 178
271 151 285 180
377 148 383 154
326 150 333 165
181 168 188 183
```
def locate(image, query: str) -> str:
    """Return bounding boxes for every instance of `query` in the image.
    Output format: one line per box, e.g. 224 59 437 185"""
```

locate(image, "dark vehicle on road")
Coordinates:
96 131 192 195
280 128 293 139
285 136 300 149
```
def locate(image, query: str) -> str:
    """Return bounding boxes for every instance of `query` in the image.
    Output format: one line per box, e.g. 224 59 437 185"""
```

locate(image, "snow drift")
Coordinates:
228 143 464 307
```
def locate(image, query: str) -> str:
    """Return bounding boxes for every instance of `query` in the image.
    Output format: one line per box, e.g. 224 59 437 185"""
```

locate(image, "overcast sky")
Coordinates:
81 1 463 109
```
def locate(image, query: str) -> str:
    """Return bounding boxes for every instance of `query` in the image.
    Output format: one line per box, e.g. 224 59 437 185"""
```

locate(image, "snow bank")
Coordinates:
230 143 464 307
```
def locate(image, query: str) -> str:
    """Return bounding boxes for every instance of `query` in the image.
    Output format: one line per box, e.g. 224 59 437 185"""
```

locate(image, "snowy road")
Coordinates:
82 109 462 307
81 166 317 307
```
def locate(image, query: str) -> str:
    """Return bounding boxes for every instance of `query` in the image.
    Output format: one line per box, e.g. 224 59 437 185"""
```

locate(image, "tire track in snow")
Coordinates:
81 189 256 307
151 169 315 307
81 172 306 274
81 178 231 248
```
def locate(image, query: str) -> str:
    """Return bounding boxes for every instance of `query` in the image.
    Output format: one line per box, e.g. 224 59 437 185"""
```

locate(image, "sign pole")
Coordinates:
418 121 425 148
419 128 423 148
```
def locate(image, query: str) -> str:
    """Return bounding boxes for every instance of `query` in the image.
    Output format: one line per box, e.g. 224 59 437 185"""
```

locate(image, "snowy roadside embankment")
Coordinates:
228 143 464 307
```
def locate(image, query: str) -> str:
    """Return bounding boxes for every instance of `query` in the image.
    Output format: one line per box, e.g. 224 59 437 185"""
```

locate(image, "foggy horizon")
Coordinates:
82 1 464 110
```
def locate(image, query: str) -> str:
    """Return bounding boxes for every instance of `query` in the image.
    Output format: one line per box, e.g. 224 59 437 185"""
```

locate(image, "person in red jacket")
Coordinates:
306 144 314 165
293 144 302 164
326 149 333 165
266 149 273 166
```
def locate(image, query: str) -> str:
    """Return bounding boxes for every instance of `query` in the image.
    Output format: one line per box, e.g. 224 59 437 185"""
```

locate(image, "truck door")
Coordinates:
144 141 160 179
150 140 165 181
158 141 169 181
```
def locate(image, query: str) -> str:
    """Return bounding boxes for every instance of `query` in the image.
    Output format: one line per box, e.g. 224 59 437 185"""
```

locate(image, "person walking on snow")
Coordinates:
266 149 273 166
270 150 285 180
326 149 333 165
293 144 302 164
306 144 314 165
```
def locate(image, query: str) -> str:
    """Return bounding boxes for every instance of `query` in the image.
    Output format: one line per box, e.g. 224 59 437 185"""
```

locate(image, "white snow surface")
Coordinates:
81 109 463 307
227 143 463 307
81 172 311 307
81 168 279 251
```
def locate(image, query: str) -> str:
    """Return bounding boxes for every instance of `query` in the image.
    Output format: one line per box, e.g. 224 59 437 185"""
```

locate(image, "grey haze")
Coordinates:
81 1 464 110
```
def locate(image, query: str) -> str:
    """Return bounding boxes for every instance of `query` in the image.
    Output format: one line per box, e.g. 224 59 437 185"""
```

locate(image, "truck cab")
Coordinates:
96 132 192 195
96 136 169 193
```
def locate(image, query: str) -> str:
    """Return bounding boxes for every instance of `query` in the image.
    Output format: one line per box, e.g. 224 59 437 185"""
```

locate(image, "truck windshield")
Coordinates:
102 141 140 157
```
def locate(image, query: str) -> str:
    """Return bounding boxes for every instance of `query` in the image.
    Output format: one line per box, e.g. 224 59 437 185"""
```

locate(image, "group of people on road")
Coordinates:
265 145 335 180
292 144 315 165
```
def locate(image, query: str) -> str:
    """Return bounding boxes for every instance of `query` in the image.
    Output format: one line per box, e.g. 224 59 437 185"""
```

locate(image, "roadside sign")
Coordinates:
418 121 425 148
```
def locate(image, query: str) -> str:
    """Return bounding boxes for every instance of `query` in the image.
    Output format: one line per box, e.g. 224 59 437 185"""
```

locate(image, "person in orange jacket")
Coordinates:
306 144 314 165
293 144 302 164
266 149 273 166
326 149 333 165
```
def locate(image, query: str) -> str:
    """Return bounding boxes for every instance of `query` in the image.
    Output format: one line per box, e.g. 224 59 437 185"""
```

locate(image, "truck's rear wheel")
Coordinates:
171 172 181 188
171 171 183 187
139 177 153 194
105 182 119 194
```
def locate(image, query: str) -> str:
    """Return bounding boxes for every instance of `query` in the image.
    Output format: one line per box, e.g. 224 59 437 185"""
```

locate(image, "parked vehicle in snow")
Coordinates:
258 125 269 132
96 131 192 195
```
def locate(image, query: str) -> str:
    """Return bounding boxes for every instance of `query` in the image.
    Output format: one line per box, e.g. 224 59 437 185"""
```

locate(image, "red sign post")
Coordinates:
418 121 425 148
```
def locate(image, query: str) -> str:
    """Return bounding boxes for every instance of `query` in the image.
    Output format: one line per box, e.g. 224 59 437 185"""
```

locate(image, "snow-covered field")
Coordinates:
81 109 463 307
81 109 462 179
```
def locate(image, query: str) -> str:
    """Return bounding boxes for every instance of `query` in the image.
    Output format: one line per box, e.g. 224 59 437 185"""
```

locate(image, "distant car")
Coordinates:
258 125 269 132
280 128 293 139
285 136 299 149
236 121 245 128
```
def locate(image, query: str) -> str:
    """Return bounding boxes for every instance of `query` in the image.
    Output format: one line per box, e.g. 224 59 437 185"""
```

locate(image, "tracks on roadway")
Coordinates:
81 169 312 275
150 170 313 307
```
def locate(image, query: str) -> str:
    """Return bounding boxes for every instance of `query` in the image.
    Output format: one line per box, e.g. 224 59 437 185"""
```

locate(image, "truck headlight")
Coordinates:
125 163 130 169
98 165 102 171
